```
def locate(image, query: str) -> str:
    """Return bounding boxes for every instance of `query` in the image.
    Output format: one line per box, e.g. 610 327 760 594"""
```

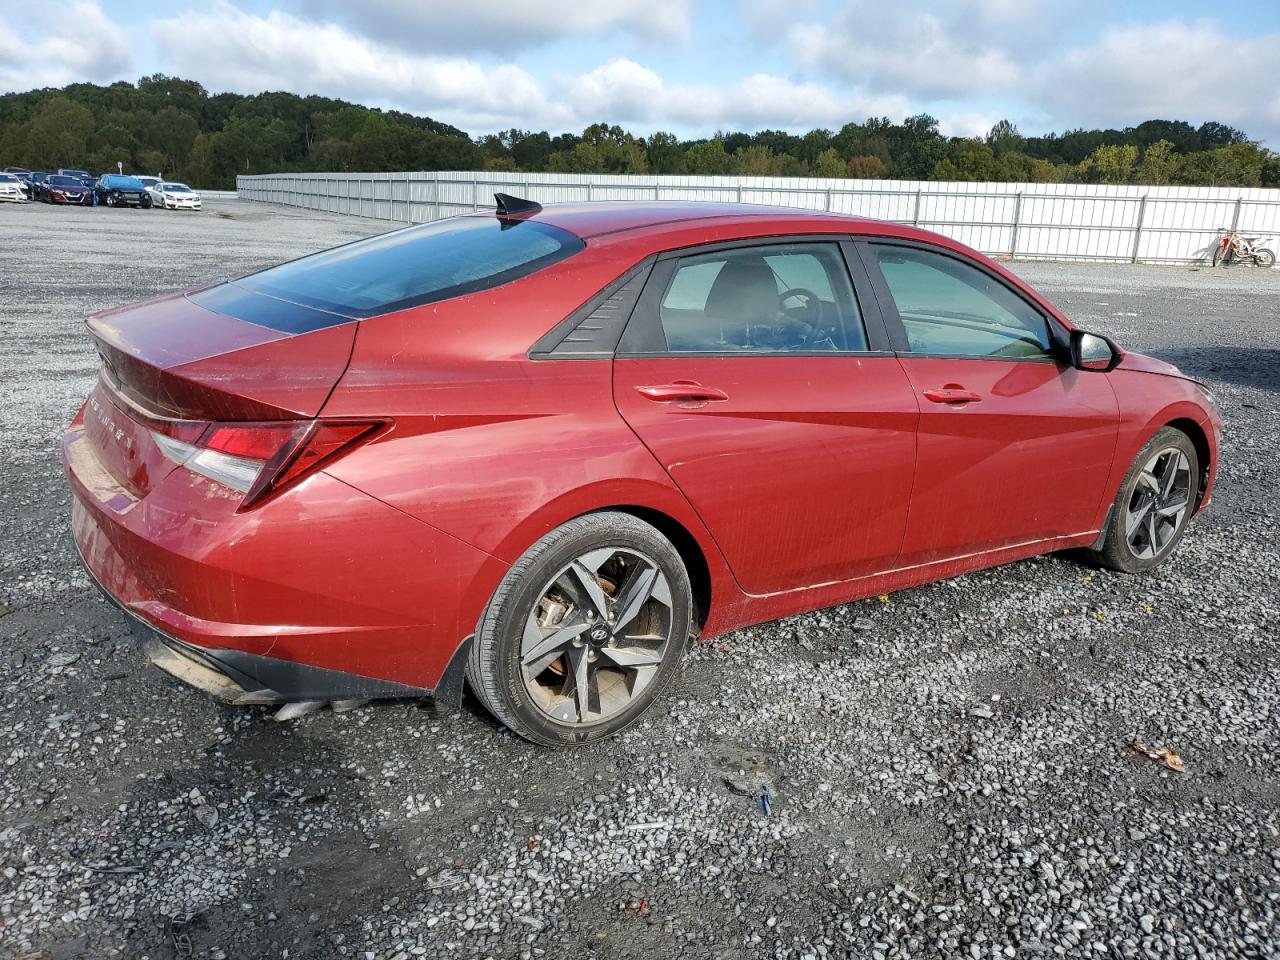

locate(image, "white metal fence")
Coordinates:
236 171 1280 266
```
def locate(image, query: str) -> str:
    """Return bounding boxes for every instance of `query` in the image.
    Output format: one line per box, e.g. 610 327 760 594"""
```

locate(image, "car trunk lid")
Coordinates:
82 289 358 499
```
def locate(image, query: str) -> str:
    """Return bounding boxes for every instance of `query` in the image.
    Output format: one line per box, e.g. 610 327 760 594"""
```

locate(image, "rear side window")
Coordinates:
658 243 867 353
214 216 584 324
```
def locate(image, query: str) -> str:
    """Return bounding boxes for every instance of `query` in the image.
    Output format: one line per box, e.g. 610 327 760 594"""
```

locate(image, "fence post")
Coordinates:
472 175 479 211
586 181 593 202
824 187 832 212
912 189 922 226
736 184 743 203
1010 192 1023 257
433 176 441 221
1131 195 1148 264
1229 197 1242 231
654 182 660 201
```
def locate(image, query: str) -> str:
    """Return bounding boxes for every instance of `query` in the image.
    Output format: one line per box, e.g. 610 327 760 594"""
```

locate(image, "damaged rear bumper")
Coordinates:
86 562 461 705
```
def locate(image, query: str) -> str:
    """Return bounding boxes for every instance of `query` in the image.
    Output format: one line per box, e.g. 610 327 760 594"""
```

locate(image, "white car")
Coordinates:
149 182 202 210
0 173 27 202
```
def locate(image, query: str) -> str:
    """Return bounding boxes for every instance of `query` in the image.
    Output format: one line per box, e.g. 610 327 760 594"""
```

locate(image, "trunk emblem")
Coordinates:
88 395 133 450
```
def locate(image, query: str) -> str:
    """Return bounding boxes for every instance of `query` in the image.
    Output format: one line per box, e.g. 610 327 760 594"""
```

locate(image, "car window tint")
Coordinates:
870 245 1051 359
658 243 867 353
215 216 584 322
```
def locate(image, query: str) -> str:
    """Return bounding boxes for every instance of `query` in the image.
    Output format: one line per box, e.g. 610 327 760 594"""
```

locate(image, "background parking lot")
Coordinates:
1 199 1277 960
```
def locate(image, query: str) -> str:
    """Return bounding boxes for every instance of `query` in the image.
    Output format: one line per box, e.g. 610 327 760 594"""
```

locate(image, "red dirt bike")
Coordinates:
1212 228 1277 267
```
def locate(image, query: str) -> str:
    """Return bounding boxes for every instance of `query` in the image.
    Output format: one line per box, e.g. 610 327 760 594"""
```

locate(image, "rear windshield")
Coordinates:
205 215 584 324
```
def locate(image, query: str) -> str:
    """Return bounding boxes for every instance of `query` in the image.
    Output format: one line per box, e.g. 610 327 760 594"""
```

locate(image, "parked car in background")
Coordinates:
28 172 50 201
95 174 152 208
0 172 27 202
62 197 1222 746
151 182 202 210
58 168 93 185
6 169 33 198
135 176 161 194
42 174 93 206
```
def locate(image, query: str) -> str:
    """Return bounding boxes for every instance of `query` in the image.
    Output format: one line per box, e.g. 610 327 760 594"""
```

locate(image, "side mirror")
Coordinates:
1070 329 1120 372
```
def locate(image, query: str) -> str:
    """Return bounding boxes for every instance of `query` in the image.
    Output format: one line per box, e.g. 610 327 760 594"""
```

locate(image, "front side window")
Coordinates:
870 245 1053 359
658 243 867 353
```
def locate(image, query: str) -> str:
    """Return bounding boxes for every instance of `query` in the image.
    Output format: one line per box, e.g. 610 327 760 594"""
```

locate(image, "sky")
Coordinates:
2 0 1279 144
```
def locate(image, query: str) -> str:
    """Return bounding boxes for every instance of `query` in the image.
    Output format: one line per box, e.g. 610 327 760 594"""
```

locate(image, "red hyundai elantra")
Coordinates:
63 196 1221 745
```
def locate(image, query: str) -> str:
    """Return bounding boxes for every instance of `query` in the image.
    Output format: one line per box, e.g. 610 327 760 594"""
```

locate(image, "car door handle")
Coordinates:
635 382 730 403
923 386 983 405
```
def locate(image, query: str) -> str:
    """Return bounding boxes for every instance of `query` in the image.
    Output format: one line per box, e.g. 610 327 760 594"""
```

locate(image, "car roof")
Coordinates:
502 200 874 239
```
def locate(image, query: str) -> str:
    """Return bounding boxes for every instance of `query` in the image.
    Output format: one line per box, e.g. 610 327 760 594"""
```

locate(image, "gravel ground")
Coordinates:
1 199 1277 960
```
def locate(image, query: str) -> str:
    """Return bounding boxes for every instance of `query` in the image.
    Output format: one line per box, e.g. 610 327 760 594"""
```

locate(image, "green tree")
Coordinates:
985 119 1024 156
1135 140 1181 185
682 139 733 175
646 132 684 174
1027 158 1065 183
1078 144 1138 183
1176 142 1265 187
733 145 784 176
847 155 888 178
814 148 846 178
24 96 95 168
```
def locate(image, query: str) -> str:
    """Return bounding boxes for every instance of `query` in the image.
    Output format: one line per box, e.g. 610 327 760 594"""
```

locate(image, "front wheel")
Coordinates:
466 512 692 746
1254 248 1277 268
140 195 152 209
1092 427 1199 574
1211 241 1229 267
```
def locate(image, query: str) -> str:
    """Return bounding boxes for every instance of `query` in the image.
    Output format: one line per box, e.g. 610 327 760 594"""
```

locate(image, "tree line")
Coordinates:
2 75 1277 190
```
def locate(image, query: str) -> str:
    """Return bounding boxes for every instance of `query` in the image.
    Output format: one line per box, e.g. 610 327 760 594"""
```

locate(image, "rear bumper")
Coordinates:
63 414 504 703
80 553 451 703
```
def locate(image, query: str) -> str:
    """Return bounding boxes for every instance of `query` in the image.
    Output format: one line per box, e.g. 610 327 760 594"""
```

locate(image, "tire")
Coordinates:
466 512 692 747
1211 241 1228 267
1092 427 1199 574
1255 248 1277 268
141 195 152 209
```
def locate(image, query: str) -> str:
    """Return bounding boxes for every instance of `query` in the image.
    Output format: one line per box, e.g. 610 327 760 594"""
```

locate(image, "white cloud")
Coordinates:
146 2 919 137
295 0 691 53
1036 20 1280 145
568 58 666 122
784 1 1027 100
558 58 914 131
151 3 567 131
937 111 1004 140
0 1 130 94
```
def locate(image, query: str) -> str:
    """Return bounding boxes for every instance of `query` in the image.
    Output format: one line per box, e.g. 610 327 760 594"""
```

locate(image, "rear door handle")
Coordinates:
636 382 730 403
923 386 983 405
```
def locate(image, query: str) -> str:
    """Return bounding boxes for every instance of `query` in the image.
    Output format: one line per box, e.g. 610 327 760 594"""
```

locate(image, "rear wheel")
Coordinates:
1255 248 1277 268
1092 427 1199 573
466 512 692 746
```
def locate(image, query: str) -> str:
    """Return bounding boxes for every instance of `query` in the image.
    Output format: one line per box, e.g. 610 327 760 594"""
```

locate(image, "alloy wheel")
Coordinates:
1124 447 1192 560
520 547 674 726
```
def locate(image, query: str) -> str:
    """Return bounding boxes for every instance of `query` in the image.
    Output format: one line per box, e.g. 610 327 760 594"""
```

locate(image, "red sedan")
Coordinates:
43 174 94 206
63 197 1222 746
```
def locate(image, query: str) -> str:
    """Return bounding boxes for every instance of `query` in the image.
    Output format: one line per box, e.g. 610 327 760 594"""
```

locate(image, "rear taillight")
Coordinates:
151 419 387 509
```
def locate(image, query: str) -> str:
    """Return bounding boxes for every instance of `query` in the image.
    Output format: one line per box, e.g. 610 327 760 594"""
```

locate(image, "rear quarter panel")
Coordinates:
318 253 745 637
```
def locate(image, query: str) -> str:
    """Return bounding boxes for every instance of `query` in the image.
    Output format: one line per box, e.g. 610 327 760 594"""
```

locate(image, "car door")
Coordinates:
612 239 919 596
857 240 1119 567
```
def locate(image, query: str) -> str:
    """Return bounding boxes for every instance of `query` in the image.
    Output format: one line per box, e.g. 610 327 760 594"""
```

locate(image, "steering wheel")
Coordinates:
778 287 821 325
